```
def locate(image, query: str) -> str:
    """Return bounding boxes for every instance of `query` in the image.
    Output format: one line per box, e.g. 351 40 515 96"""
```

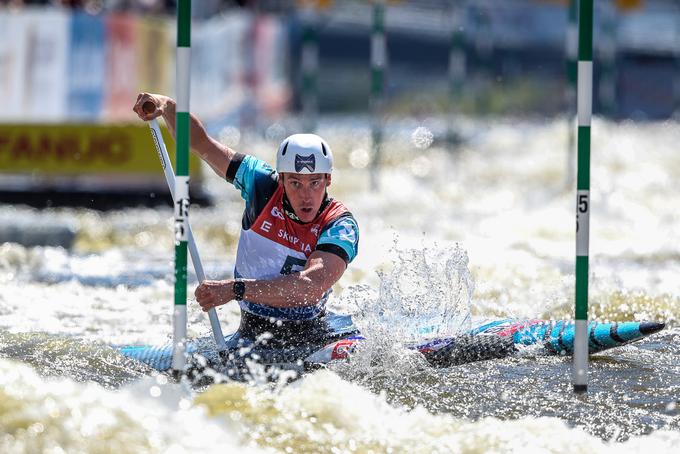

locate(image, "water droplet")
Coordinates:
349 148 370 169
179 398 191 410
411 126 434 149
265 123 286 142
219 126 241 147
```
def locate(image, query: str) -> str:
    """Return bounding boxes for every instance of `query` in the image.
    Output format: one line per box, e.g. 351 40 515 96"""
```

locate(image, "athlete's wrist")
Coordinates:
233 279 246 301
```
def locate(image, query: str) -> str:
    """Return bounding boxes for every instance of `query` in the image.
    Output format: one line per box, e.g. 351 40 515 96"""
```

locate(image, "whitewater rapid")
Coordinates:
1 117 678 452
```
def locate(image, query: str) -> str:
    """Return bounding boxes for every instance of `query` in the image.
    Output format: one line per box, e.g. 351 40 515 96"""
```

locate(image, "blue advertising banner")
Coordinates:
68 12 105 120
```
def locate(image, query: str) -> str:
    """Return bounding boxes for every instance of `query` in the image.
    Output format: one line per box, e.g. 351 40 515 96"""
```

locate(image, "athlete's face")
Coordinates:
281 173 331 223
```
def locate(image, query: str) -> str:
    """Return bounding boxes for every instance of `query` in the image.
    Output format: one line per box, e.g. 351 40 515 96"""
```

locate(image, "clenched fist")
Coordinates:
132 92 172 121
195 279 236 312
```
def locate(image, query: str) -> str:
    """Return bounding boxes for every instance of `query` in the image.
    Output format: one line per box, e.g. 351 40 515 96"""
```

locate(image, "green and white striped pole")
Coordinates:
301 7 319 133
574 0 593 394
675 4 680 117
598 1 617 118
565 0 577 188
172 0 191 377
473 1 492 113
370 0 386 191
676 9 680 117
447 0 466 150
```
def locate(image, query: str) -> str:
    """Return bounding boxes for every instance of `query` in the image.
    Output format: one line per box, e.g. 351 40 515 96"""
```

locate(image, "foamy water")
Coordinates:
0 117 678 452
1 359 678 454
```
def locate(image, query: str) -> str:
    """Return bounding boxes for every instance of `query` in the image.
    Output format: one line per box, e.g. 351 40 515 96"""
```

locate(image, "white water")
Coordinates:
1 117 679 452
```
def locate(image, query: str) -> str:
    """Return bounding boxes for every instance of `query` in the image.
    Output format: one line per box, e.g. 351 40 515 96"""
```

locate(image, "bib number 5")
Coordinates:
280 255 307 275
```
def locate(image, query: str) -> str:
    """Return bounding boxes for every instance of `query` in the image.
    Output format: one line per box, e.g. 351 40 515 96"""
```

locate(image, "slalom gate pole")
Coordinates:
598 1 617 117
147 118 228 358
565 0 577 189
301 6 318 133
172 0 191 377
574 0 593 394
447 0 466 150
370 0 386 191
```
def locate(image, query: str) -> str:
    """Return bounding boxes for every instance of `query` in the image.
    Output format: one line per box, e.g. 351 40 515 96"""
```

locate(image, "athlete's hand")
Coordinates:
132 92 170 121
195 279 235 312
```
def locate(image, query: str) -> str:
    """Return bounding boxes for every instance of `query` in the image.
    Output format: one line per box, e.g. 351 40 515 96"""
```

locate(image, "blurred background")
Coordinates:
1 3 680 450
0 0 675 206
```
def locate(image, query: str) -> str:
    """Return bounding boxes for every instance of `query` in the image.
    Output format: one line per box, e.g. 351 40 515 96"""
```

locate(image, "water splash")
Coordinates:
332 244 474 380
365 242 474 341
411 126 434 149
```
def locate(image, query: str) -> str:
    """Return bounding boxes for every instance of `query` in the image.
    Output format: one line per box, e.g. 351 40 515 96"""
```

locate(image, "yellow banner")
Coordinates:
0 123 201 177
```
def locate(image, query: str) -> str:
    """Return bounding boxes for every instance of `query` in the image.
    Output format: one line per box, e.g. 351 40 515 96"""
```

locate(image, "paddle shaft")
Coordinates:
146 115 228 354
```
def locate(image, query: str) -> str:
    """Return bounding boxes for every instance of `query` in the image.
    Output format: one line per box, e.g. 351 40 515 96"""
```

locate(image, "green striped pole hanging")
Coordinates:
565 0 577 188
370 0 386 191
473 2 492 113
301 7 318 133
676 8 680 117
447 0 465 150
172 0 191 376
574 0 593 394
675 3 680 117
598 1 617 118
676 26 680 117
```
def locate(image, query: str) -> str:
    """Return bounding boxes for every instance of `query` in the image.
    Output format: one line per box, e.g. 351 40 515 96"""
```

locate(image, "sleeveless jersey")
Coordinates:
227 154 360 320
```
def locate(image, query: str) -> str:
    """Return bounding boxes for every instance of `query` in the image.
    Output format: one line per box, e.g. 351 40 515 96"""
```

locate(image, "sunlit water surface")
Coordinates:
1 117 679 453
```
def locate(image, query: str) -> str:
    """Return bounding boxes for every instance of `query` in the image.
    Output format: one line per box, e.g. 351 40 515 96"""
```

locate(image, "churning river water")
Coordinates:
0 117 678 453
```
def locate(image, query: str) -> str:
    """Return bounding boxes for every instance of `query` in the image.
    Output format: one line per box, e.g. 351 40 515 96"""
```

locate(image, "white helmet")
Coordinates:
276 134 333 174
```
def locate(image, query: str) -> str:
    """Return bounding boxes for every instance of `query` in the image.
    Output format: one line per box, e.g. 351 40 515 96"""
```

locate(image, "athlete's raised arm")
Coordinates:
132 92 236 178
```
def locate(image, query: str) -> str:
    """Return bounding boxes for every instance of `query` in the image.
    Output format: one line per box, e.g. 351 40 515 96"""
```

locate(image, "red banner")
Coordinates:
104 14 138 120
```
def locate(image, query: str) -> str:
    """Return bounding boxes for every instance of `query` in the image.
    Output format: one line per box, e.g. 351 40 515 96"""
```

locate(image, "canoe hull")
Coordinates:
116 317 665 373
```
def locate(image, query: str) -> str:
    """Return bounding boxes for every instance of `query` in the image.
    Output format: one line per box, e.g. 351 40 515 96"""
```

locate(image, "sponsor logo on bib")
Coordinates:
271 206 285 220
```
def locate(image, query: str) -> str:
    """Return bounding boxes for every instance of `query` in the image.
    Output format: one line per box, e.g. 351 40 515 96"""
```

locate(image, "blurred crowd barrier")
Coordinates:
0 8 290 126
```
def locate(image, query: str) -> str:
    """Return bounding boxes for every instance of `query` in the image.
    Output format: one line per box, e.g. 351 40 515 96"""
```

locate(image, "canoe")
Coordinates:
117 314 664 378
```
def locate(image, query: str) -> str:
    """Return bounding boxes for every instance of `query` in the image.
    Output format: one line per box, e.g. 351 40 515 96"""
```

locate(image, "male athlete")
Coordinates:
133 93 359 345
